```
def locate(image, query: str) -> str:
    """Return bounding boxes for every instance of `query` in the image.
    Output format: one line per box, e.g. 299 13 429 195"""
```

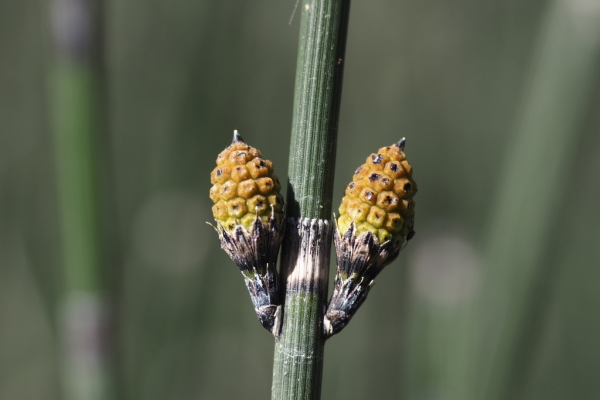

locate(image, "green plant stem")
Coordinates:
51 1 116 398
271 1 351 399
472 2 600 399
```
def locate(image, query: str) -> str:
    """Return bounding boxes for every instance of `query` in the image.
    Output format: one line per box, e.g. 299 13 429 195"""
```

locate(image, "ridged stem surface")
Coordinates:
285 0 350 220
271 1 351 399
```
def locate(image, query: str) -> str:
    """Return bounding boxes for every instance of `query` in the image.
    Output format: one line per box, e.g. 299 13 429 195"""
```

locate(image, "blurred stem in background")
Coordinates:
469 0 600 399
50 0 116 399
271 0 350 399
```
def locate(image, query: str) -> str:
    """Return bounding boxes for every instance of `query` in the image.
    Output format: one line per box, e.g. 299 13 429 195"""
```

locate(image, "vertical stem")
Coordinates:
271 1 351 399
50 0 115 399
472 1 600 399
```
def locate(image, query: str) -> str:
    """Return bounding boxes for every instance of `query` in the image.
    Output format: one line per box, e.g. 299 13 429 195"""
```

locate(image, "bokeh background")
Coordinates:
2 0 600 399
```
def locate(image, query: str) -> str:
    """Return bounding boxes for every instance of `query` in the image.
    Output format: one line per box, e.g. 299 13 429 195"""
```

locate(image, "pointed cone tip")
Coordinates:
232 130 244 143
396 137 406 150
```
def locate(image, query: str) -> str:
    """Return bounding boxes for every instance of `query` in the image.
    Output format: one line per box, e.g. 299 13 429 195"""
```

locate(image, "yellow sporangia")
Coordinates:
337 138 417 246
210 131 284 232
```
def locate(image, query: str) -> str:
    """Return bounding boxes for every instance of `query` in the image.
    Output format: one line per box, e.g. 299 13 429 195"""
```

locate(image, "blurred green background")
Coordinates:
2 0 600 399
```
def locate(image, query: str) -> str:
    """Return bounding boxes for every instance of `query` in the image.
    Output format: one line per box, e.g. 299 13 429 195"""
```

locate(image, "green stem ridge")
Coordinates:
272 0 351 399
272 218 332 399
286 0 351 221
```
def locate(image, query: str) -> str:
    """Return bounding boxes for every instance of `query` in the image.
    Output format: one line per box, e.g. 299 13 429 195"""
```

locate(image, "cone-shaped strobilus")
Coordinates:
325 138 417 338
209 131 285 335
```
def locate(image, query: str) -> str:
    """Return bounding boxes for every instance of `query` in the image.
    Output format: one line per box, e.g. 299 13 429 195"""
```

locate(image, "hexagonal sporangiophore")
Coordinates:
325 138 418 338
335 138 416 246
208 131 285 336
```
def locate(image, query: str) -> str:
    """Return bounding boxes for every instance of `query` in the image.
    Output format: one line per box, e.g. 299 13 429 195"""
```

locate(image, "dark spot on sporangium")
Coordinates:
368 173 381 181
389 163 399 172
257 200 264 207
366 191 374 201
232 205 239 210
259 160 265 167
371 154 383 164
216 169 222 176
403 182 412 192
348 182 355 189
375 214 381 219
382 178 390 185
354 166 363 175
222 187 229 192
384 195 392 204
